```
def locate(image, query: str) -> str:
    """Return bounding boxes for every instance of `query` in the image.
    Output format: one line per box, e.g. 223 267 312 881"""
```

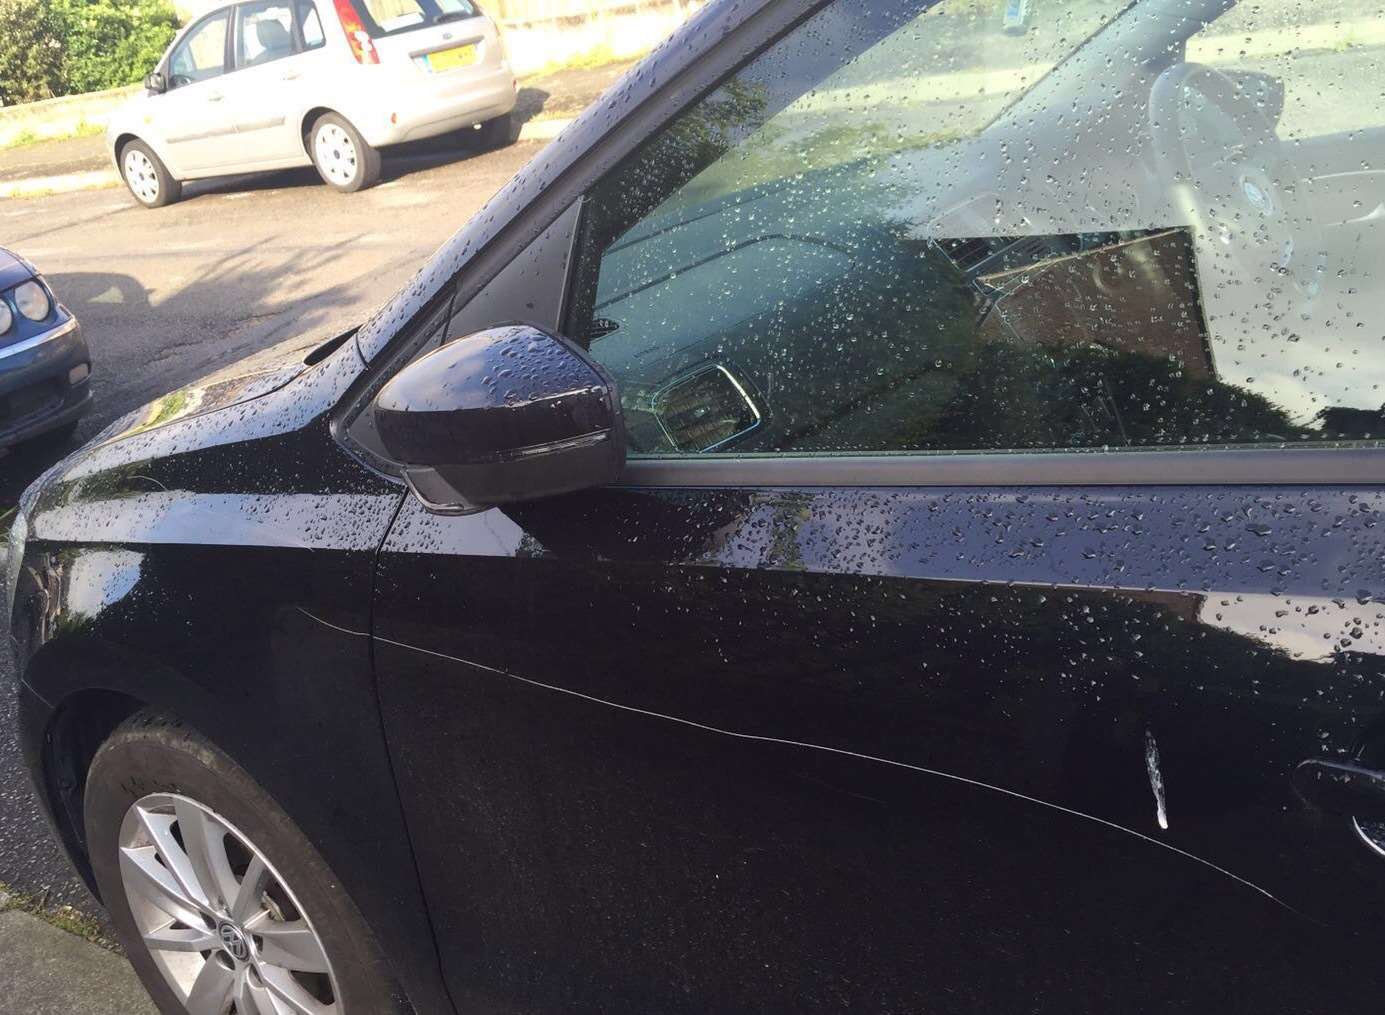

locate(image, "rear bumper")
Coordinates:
360 64 518 146
0 316 93 447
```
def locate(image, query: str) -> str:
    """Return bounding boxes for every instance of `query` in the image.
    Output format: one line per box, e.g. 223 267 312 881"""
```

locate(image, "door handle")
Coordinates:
207 92 224 102
1293 759 1385 820
282 70 301 80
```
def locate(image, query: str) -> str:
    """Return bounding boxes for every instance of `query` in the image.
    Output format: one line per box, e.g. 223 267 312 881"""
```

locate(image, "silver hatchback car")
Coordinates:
106 0 518 207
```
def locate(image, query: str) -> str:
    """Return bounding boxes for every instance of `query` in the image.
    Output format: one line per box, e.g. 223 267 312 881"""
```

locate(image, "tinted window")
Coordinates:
569 0 1385 457
237 2 296 67
299 1 325 49
169 12 230 87
352 0 475 36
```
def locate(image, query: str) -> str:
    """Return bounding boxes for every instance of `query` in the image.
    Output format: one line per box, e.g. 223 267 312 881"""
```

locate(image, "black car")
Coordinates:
0 247 91 448
8 0 1385 1012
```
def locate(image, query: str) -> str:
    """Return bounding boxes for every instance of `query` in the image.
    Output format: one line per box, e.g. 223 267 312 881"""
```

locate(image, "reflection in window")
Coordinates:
171 14 229 84
299 2 325 48
237 3 295 67
571 0 1385 456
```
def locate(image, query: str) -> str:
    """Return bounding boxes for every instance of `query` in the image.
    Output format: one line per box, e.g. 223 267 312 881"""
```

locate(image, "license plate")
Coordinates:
426 44 477 72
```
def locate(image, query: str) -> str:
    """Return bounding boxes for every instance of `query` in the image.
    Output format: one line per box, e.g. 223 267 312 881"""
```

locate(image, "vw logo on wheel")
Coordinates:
218 922 251 963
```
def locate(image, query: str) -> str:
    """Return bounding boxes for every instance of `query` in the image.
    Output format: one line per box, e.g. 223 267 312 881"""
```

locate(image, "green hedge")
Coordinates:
0 0 178 105
0 0 65 104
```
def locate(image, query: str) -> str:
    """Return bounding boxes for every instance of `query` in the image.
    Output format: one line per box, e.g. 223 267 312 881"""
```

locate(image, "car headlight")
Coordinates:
13 280 50 322
0 300 11 335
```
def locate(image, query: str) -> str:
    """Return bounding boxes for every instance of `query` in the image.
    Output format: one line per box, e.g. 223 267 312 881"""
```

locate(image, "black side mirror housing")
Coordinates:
145 71 167 94
374 325 626 512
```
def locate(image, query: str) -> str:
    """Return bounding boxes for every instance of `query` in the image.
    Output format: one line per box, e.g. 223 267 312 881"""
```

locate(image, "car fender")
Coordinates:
106 99 185 180
9 366 452 1015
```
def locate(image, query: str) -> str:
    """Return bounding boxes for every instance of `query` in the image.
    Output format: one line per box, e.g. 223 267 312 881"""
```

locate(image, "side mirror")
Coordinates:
374 324 626 512
145 71 167 94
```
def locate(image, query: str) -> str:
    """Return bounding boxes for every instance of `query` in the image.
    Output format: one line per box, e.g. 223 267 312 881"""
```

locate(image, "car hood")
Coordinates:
92 326 356 448
0 247 36 290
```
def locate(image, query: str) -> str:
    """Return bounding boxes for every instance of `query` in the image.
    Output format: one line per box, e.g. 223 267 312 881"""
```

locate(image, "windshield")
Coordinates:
651 0 1133 214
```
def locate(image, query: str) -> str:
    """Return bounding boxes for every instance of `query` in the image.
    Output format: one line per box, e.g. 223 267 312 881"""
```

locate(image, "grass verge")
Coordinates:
0 880 119 951
522 42 642 81
1 120 104 152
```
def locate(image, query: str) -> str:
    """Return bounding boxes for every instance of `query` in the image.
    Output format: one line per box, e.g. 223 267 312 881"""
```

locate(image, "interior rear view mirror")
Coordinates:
373 324 626 512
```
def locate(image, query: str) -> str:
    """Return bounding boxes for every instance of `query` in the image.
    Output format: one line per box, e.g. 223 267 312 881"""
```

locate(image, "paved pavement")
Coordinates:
0 900 154 1015
0 134 110 187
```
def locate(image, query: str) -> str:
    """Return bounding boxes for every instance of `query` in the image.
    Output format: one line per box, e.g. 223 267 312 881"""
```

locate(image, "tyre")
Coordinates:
475 111 517 150
120 140 182 209
309 113 381 193
85 710 404 1015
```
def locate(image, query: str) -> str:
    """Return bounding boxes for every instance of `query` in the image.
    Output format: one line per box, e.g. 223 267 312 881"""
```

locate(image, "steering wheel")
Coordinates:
1149 62 1325 300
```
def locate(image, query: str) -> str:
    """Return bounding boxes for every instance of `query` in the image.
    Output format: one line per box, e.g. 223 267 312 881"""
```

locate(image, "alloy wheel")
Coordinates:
118 792 340 1015
314 124 359 187
123 149 160 205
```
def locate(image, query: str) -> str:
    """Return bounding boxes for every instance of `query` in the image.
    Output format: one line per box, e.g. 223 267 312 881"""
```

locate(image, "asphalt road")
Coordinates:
0 131 545 924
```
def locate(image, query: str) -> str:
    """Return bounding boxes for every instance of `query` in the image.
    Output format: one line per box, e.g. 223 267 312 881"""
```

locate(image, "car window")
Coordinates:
298 1 325 49
237 2 297 67
351 0 475 36
1186 3 1385 139
567 0 1385 457
169 11 230 87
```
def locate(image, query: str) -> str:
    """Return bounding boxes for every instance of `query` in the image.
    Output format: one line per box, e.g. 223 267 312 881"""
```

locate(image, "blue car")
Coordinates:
0 248 91 448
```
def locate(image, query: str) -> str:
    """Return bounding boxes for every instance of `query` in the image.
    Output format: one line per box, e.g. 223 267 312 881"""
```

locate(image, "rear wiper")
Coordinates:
434 11 471 23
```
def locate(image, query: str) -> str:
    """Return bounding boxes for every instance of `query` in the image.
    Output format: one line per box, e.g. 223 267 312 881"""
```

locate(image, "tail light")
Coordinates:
331 0 379 64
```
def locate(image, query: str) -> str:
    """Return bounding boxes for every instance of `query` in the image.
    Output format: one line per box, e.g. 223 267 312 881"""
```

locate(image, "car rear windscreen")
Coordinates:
352 0 476 36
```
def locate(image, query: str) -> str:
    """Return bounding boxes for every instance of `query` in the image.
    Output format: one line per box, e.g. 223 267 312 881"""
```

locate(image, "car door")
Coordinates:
369 0 1385 1011
149 9 239 174
224 0 324 164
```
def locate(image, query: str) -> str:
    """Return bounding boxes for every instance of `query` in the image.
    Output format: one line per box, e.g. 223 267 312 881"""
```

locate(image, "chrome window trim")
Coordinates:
618 446 1385 488
0 316 78 361
651 361 763 453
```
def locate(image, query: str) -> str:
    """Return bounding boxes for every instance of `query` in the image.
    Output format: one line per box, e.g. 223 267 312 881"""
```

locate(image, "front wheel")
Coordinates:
85 710 403 1015
309 113 381 193
120 140 182 209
